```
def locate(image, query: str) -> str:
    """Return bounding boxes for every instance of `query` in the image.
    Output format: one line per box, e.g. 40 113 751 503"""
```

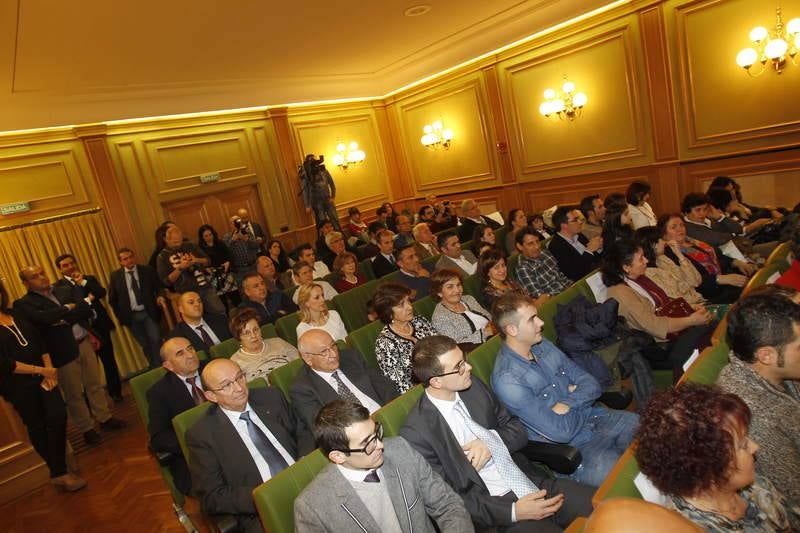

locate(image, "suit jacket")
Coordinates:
458 217 501 243
401 379 547 528
372 253 399 279
187 387 314 520
239 291 297 326
146 361 208 494
413 241 440 260
547 233 601 282
358 243 380 261
168 314 232 354
13 289 94 367
294 437 474 533
435 251 478 279
108 264 162 326
54 275 115 334
396 270 432 301
289 348 399 434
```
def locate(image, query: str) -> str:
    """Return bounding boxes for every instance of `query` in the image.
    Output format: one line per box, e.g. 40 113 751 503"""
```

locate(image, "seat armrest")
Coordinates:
521 441 582 475
148 443 176 466
211 515 239 533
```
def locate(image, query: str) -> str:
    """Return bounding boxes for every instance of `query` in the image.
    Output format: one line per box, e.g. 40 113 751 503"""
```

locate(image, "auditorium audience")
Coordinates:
459 199 501 242
374 282 438 393
295 283 348 342
393 245 432 301
548 206 603 282
371 229 399 279
709 175 784 222
375 205 391 230
626 181 657 229
601 204 634 248
437 230 478 277
530 214 552 240
222 215 261 283
290 261 338 304
238 272 296 325
169 291 232 354
431 269 493 353
314 220 336 267
402 335 594 532
321 231 346 270
393 214 415 248
0 278 86 492
344 206 369 245
491 292 639 487
479 249 531 309
148 220 176 272
290 329 398 435
266 239 291 274
296 243 331 280
504 208 529 255
228 308 298 383
717 293 800 504
412 221 441 259
197 224 231 275
706 187 775 238
147 337 208 495
580 195 606 241
234 208 266 245
254 255 284 292
294 400 474 532
602 240 714 379
635 383 800 532
635 226 705 305
332 251 367 292
187 358 312 532
381 201 398 232
471 223 502 257
515 228 571 302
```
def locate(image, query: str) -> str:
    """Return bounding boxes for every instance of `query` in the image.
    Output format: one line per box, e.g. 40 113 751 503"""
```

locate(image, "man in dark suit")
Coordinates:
238 272 296 325
371 229 399 279
54 253 123 402
15 265 124 445
459 199 501 242
147 337 207 495
109 247 164 369
356 221 385 261
187 358 313 532
547 206 602 282
236 208 266 247
290 329 398 435
168 291 232 354
395 245 432 301
401 336 593 532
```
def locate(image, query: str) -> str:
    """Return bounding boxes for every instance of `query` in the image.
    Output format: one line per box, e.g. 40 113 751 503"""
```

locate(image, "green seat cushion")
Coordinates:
331 279 379 332
466 336 504 387
346 320 384 368
358 258 376 281
210 337 240 359
269 358 305 401
462 273 482 301
275 312 301 347
683 341 730 385
743 262 788 296
412 295 436 320
373 385 424 437
595 449 643 503
421 255 440 273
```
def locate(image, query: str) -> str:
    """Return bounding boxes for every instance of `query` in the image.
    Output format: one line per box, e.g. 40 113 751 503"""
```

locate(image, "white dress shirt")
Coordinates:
219 402 295 482
176 371 204 397
313 368 382 414
185 318 222 345
451 255 477 275
313 261 331 279
557 232 588 255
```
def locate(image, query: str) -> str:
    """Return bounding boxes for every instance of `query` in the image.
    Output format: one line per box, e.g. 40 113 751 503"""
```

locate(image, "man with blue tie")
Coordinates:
186 358 314 532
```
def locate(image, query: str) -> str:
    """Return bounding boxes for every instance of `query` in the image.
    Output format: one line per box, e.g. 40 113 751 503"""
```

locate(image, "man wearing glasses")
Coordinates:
547 206 603 282
186 358 314 533
146 337 208 495
295 400 474 532
401 336 593 532
290 329 398 436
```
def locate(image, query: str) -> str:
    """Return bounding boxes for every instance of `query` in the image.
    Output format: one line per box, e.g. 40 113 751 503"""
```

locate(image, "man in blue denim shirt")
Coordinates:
490 293 638 487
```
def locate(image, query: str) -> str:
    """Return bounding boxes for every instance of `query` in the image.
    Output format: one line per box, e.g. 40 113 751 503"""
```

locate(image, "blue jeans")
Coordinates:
567 408 638 487
129 311 163 369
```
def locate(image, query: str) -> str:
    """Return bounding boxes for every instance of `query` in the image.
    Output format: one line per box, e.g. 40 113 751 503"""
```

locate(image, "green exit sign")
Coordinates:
199 172 221 183
0 201 31 215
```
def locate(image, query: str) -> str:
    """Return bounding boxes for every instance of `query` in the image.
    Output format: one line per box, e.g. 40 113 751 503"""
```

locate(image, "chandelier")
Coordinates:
736 6 800 76
420 120 454 149
539 79 587 121
332 141 365 170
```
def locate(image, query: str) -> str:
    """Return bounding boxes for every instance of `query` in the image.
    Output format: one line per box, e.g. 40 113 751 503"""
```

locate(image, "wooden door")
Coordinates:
0 398 49 504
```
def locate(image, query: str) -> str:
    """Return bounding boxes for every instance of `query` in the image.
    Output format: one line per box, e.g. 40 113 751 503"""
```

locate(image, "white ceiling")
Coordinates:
0 0 612 131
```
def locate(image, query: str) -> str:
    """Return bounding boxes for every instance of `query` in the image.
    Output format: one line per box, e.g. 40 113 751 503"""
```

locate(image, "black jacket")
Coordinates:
108 265 162 326
372 253 398 279
547 233 601 282
54 275 115 334
169 314 232 353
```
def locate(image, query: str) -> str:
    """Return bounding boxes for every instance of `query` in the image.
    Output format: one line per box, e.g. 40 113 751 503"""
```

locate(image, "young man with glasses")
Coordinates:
295 400 474 532
186 358 314 533
401 336 593 532
547 206 603 282
290 329 398 437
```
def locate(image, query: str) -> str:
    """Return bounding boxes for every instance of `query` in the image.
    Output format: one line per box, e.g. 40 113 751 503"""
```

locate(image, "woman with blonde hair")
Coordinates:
295 283 348 342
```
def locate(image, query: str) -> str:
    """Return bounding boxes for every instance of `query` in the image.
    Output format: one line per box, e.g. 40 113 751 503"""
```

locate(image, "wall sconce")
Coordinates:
539 78 587 121
332 141 366 170
736 6 800 76
420 120 454 150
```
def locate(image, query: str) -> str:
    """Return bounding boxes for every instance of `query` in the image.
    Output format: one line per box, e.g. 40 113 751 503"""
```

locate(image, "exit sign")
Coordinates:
0 201 31 215
199 172 221 184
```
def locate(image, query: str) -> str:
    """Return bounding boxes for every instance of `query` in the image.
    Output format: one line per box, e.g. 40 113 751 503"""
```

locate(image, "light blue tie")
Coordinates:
454 401 538 498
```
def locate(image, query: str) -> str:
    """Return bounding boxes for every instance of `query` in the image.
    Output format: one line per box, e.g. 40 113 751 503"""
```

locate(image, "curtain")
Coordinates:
0 209 147 376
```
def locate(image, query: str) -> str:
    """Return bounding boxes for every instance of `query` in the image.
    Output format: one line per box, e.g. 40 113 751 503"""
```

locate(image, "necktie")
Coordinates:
185 376 205 405
331 371 362 406
128 270 143 306
363 470 380 483
239 411 290 476
453 401 538 498
388 254 395 265
196 325 214 348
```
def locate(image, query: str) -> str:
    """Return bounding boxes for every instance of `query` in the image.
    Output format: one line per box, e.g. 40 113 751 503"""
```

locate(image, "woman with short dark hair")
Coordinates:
627 181 657 229
504 208 528 254
478 249 529 309
430 269 493 352
471 224 502 258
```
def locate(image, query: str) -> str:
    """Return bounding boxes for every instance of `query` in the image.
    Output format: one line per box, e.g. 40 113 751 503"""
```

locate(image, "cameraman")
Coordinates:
223 215 261 284
300 154 340 231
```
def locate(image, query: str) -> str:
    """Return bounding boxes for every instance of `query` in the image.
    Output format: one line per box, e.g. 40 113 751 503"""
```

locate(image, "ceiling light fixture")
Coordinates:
420 120 454 149
736 6 800 76
539 78 587 121
332 141 366 170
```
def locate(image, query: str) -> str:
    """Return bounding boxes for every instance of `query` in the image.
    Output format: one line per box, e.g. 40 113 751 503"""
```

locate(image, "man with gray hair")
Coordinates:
413 222 441 259
459 198 501 242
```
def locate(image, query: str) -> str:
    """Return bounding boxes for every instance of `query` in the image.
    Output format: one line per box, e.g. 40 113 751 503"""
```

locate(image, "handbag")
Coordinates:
655 297 694 318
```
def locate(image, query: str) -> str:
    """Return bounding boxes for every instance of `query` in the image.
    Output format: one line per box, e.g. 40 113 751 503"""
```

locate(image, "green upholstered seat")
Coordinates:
321 272 339 286
269 358 305 401
253 449 329 533
507 253 519 279
766 241 791 269
461 241 473 251
462 273 482 301
412 295 437 320
275 312 301 347
283 284 298 301
421 254 440 273
346 320 384 368
466 336 504 387
210 337 239 359
373 385 424 437
592 448 642 506
358 258 376 281
260 323 278 339
680 341 730 385
494 226 509 249
331 279 379 332
381 269 403 283
742 262 789 296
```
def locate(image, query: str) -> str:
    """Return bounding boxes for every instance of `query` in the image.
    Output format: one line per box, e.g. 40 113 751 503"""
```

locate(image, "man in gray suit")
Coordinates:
294 400 474 533
435 230 477 278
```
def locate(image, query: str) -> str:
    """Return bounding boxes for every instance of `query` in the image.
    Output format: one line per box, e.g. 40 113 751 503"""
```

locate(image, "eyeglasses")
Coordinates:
302 342 338 358
339 423 384 455
430 358 469 379
207 371 247 393
174 345 197 358
566 217 584 224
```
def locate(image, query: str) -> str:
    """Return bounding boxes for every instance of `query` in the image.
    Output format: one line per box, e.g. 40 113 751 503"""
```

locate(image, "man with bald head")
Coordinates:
146 337 207 494
187 358 312 532
168 291 231 354
290 329 398 435
235 208 266 245
238 272 296 325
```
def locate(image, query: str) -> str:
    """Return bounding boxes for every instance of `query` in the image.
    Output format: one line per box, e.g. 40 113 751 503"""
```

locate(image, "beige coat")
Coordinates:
647 254 704 304
607 282 669 341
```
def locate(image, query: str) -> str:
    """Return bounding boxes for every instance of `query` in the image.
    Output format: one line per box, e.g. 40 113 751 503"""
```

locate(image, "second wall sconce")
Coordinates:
539 78 587 121
420 120 454 150
736 6 800 76
332 141 366 170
